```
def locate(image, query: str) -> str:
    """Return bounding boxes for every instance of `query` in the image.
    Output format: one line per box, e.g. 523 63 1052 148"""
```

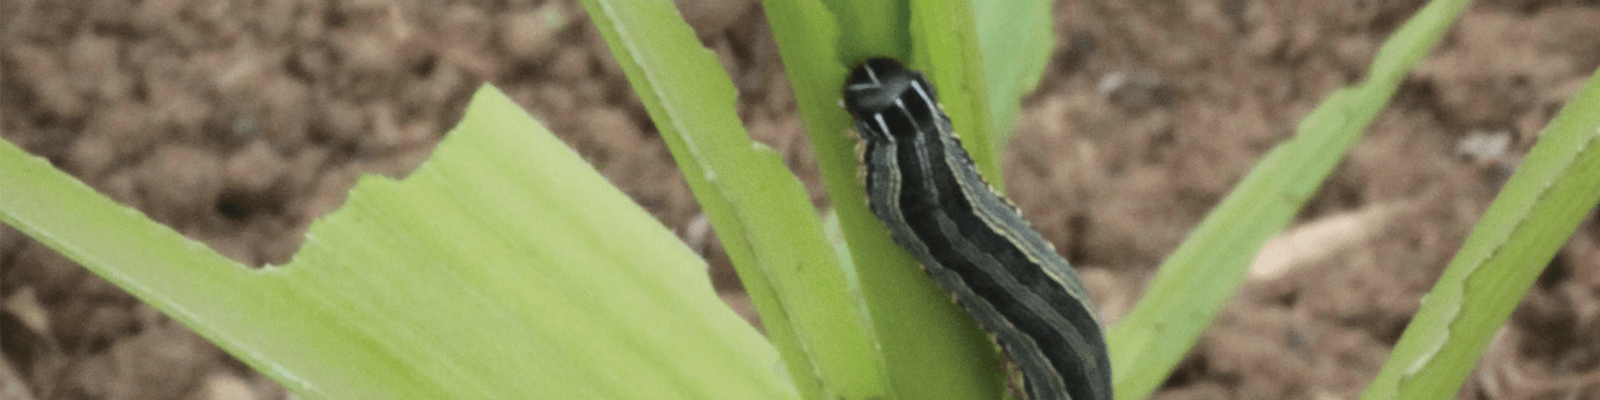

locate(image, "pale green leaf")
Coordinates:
0 85 791 400
1361 66 1600 400
579 0 886 398
974 0 1055 146
763 0 1011 398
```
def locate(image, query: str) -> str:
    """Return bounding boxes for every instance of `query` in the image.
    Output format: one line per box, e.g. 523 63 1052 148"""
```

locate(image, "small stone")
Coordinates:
66 136 117 178
535 83 579 118
260 75 312 147
499 11 558 62
550 47 592 81
584 106 641 154
318 99 368 143
1097 71 1174 109
195 373 259 400
224 140 290 195
1455 129 1513 163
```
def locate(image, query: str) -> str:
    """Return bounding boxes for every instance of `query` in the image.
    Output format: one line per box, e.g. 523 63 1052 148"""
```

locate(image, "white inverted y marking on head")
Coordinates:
847 82 880 91
847 64 886 92
863 63 882 86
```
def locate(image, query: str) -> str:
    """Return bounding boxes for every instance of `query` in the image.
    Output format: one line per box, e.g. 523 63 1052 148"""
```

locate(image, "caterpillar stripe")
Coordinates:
842 58 1113 400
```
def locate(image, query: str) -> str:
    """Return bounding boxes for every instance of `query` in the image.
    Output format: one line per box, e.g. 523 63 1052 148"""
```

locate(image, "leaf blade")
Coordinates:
1361 66 1600 400
0 85 791 400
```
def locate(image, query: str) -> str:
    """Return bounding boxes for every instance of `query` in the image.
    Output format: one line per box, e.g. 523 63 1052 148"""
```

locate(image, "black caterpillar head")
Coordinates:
844 58 929 118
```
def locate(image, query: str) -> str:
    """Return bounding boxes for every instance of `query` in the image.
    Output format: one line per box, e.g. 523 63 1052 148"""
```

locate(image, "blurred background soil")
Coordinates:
3 0 1599 399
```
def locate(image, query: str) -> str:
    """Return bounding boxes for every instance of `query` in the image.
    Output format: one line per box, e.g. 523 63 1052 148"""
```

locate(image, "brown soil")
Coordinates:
3 0 1598 399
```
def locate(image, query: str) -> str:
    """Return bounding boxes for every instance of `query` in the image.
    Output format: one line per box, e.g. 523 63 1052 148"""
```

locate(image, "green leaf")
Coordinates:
1360 67 1600 400
1104 1 1473 398
973 0 1055 146
0 85 792 400
910 0 1000 182
578 0 888 398
763 0 1019 398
